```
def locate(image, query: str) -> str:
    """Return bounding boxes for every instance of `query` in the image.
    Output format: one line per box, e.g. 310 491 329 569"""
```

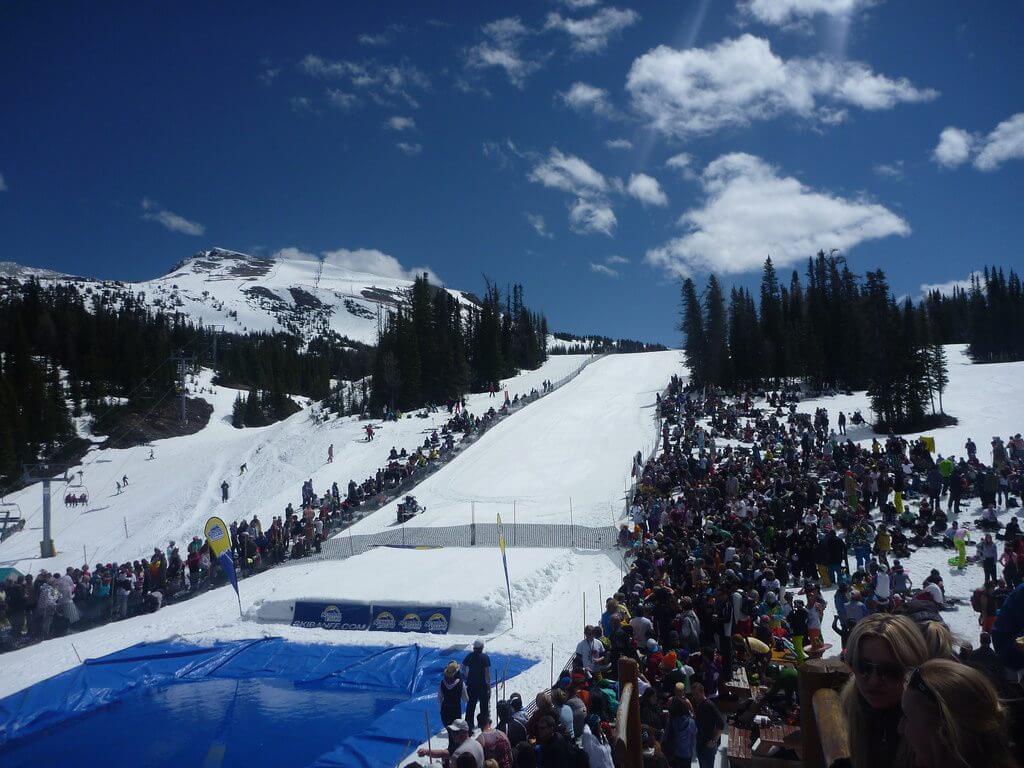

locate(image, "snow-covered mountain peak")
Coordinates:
164 248 276 281
1 249 472 346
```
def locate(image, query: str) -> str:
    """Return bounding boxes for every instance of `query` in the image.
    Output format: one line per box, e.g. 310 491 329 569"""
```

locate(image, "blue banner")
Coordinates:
369 605 451 634
292 602 372 631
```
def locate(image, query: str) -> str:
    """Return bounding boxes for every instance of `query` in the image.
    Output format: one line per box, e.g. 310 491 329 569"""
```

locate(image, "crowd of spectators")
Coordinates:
408 376 1024 767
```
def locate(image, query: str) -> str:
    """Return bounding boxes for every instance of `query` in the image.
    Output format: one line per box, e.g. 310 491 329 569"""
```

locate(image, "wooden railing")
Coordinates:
799 658 852 768
613 657 642 768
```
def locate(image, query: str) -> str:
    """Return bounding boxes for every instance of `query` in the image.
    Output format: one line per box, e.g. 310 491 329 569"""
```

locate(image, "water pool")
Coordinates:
0 638 534 768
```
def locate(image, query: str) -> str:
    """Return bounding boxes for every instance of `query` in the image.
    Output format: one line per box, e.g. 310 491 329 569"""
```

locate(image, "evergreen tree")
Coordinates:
679 278 706 385
704 275 730 386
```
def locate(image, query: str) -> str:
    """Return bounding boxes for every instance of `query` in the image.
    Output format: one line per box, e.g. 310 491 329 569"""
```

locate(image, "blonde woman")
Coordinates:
841 613 930 768
899 658 1019 768
921 621 956 660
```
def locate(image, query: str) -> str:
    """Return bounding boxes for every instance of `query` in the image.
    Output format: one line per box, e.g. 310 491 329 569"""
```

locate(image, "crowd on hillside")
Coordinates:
408 377 1024 767
0 379 567 652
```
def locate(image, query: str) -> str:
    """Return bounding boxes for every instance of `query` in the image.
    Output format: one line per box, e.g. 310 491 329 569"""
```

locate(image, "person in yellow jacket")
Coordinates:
874 526 892 567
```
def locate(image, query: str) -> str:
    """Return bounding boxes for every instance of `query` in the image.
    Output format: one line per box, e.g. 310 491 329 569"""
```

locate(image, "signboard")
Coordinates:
290 602 451 634
292 601 372 630
370 605 452 634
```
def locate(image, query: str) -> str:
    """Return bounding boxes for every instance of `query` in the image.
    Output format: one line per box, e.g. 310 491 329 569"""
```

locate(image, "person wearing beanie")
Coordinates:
438 660 467 727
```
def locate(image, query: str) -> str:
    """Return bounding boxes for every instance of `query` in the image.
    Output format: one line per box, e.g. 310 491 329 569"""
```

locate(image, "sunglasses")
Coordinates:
854 659 905 682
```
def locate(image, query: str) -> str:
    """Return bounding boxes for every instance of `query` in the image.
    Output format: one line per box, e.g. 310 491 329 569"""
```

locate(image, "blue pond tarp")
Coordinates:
0 637 535 768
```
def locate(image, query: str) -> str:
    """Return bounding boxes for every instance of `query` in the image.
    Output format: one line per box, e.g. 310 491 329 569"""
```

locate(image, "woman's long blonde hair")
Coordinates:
913 658 1018 768
841 614 929 768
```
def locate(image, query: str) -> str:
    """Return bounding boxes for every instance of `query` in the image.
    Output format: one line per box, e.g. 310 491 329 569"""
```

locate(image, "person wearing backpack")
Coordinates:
660 698 696 767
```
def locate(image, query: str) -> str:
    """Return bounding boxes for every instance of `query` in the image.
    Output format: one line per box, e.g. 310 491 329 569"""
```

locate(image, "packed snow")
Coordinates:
346 351 681 534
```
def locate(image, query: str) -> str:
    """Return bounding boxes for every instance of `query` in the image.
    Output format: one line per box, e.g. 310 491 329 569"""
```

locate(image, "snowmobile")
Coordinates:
397 495 425 524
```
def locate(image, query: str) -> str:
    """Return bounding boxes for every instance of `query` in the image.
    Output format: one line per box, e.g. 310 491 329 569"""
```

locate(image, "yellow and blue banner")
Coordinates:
205 516 240 613
497 513 513 628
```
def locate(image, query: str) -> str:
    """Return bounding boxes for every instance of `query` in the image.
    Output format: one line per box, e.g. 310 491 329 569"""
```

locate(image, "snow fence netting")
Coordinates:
0 637 535 768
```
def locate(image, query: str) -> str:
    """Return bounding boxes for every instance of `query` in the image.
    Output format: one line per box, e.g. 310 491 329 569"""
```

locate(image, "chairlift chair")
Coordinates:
63 476 90 507
0 498 24 538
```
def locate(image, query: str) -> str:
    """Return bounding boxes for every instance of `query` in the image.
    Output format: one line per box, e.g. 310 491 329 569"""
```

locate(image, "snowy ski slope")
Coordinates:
0 355 591 574
347 350 681 534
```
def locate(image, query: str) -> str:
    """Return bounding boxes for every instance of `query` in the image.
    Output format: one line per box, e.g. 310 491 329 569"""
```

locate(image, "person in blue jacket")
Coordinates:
660 697 696 768
991 581 1024 670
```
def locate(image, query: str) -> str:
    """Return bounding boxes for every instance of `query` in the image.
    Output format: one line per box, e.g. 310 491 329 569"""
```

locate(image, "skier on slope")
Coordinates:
327 444 334 463
221 480 230 502
365 424 375 442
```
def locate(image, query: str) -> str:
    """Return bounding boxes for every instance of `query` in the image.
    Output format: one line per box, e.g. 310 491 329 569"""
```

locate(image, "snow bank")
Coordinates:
249 546 579 636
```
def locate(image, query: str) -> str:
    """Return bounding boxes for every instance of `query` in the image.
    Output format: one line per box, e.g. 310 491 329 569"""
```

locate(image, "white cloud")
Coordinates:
529 148 609 195
932 127 973 168
277 246 439 284
359 33 389 46
559 82 613 115
740 0 878 26
385 116 416 131
932 115 1024 172
919 271 980 298
606 138 633 150
570 199 617 236
525 212 554 238
644 153 909 277
666 152 698 180
291 96 315 113
396 142 423 156
530 148 629 236
975 113 1024 170
627 173 668 206
140 199 205 236
545 7 640 53
590 254 629 277
299 54 428 108
626 35 937 138
872 161 904 179
558 0 602 7
325 89 359 110
0 173 6 192
590 262 619 277
467 17 541 88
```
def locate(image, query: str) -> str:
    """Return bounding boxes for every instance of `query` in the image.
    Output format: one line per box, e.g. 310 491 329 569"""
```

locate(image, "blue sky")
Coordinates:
1 1 1022 345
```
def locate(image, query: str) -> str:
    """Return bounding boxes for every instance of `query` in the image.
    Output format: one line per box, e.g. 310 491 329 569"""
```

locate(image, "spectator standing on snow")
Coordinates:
462 639 492 728
439 661 467 727
221 480 229 502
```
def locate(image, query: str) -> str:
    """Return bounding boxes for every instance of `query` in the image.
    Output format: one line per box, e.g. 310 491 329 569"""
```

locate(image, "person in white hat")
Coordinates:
417 717 484 766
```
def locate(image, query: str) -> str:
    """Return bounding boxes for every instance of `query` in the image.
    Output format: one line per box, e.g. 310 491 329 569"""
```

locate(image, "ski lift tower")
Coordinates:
23 461 70 558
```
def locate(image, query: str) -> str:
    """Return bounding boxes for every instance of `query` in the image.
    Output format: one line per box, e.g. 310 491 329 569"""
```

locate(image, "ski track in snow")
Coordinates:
1 344 1023 763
